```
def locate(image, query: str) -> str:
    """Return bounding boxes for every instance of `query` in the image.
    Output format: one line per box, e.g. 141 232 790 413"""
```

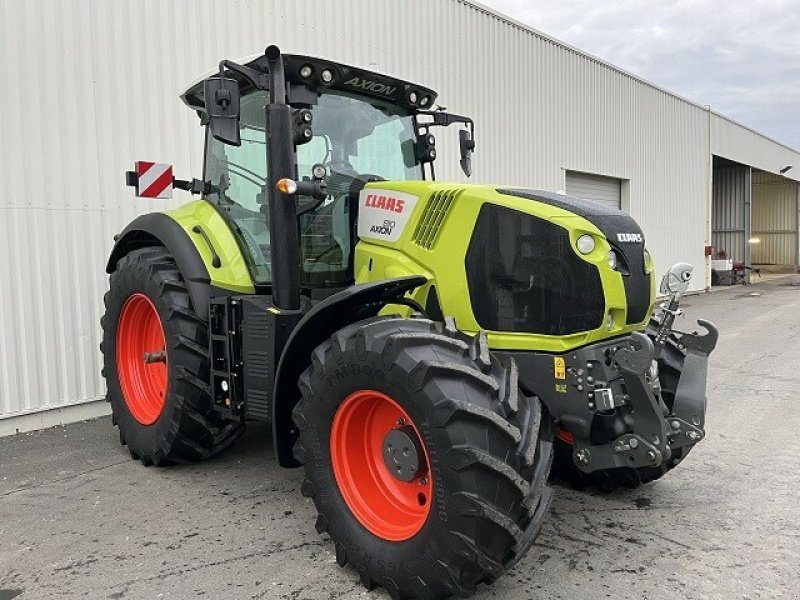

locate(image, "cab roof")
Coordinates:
181 52 438 115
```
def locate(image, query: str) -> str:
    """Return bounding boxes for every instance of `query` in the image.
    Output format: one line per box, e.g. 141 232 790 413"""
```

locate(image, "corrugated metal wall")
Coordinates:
711 162 749 262
2 0 800 425
752 172 799 268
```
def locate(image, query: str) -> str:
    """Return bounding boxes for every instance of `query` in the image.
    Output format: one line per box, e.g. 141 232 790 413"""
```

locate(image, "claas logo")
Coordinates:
365 194 405 213
616 233 643 243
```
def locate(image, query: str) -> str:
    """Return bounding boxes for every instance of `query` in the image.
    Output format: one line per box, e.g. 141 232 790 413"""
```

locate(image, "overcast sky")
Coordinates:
480 0 800 149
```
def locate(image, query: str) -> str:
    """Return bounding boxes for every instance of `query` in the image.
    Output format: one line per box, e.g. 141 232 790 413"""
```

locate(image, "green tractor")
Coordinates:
102 45 717 598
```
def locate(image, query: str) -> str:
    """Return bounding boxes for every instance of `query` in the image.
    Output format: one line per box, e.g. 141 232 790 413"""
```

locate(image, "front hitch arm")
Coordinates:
668 319 719 443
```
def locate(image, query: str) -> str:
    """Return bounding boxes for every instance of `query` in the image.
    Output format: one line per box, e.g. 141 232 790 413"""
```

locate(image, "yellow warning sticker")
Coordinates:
554 357 566 380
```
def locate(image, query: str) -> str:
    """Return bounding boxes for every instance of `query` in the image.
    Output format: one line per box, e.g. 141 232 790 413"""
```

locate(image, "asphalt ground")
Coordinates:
1 275 799 599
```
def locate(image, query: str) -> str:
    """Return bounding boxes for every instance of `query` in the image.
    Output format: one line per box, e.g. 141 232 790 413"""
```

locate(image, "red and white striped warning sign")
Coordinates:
135 161 173 199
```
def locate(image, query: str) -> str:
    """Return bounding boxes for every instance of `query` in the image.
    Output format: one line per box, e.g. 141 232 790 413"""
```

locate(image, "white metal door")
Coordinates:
565 171 622 210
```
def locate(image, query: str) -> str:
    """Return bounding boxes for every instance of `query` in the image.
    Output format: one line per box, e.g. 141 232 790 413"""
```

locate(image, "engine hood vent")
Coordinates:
411 189 460 250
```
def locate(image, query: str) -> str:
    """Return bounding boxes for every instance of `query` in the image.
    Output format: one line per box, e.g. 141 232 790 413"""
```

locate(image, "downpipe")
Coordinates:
265 45 302 311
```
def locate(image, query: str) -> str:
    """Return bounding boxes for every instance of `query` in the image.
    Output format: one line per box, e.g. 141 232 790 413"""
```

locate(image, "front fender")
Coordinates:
272 275 427 467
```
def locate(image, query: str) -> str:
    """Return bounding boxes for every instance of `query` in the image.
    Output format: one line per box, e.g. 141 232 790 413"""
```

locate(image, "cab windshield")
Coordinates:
204 89 421 286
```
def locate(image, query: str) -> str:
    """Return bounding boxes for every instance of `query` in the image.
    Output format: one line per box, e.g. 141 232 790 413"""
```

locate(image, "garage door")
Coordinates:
565 171 622 210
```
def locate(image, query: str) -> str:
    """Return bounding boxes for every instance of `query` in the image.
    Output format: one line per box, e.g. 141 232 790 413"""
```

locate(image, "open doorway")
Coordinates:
711 157 799 285
710 157 751 284
751 170 799 273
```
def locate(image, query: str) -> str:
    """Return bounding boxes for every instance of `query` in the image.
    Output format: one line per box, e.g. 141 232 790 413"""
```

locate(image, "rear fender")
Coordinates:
107 201 257 317
272 275 427 467
106 213 213 317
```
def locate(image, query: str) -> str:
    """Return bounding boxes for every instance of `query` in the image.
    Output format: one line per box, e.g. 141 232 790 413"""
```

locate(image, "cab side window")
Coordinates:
204 91 271 283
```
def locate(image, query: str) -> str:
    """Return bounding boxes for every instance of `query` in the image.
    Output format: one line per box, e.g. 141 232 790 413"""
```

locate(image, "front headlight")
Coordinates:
643 248 653 274
576 234 595 255
607 250 618 270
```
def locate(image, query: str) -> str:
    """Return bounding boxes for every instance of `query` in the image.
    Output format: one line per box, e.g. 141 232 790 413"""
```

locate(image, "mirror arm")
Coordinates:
218 59 270 91
417 111 476 146
174 178 217 196
418 110 473 129
466 119 475 151
126 171 218 197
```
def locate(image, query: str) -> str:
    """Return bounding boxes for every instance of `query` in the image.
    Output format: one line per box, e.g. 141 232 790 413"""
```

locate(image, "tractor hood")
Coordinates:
354 181 656 353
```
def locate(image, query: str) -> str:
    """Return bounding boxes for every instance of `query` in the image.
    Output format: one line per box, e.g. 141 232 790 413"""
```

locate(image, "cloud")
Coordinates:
479 0 800 149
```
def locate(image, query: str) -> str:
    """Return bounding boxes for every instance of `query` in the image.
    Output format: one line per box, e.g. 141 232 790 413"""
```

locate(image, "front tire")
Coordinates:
292 317 553 599
101 247 244 466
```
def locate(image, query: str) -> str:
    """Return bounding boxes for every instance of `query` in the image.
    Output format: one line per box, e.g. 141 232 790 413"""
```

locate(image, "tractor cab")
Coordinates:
180 48 474 293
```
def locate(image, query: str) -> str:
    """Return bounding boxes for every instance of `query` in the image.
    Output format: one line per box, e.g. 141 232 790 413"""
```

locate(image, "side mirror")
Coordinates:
459 129 475 177
660 262 693 299
204 76 241 146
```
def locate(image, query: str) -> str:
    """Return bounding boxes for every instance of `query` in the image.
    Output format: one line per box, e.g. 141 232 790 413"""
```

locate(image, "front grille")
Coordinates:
465 204 605 335
411 189 459 250
497 188 652 326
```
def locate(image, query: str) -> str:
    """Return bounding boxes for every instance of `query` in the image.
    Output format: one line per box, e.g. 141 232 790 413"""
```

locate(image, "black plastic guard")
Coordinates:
272 276 427 467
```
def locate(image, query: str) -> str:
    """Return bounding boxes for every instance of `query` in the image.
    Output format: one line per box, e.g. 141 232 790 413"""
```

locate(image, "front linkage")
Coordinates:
500 263 718 482
573 320 717 473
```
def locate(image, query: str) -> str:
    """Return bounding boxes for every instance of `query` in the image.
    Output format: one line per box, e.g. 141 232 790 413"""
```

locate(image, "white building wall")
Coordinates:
1 0 799 426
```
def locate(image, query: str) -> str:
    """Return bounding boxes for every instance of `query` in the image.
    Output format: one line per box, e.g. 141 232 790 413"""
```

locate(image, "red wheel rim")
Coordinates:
116 293 168 425
330 390 433 541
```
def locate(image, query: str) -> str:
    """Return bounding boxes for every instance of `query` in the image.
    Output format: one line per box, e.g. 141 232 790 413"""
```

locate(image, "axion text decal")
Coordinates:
344 77 397 96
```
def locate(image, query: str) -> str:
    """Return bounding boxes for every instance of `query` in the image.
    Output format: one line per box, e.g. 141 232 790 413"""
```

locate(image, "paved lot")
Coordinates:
2 275 800 600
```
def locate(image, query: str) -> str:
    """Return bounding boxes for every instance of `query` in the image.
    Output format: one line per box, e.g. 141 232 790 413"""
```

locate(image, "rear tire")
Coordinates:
292 317 553 599
101 247 244 466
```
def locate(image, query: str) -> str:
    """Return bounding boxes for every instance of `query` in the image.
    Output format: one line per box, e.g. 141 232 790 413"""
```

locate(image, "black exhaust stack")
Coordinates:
264 45 301 310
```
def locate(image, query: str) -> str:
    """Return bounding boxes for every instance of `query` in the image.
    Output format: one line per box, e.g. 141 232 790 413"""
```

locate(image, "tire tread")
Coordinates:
292 316 553 599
